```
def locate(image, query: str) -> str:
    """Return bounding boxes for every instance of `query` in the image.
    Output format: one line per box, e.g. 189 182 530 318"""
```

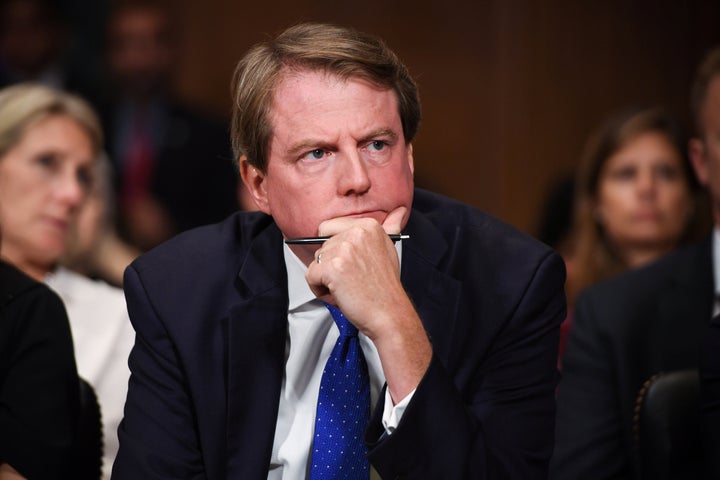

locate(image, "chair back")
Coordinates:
633 369 702 480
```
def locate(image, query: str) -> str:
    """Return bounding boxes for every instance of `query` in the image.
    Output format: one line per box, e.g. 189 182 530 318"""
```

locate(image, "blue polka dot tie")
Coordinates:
309 302 371 480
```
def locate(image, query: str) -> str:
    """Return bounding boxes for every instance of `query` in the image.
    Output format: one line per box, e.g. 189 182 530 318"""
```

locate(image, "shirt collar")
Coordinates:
284 243 317 311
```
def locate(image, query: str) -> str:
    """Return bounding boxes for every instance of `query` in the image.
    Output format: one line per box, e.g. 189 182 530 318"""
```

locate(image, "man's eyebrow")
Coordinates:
359 128 399 144
286 128 400 157
287 139 325 157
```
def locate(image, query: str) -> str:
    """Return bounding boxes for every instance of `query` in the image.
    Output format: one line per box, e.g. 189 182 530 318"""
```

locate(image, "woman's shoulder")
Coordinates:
0 260 57 306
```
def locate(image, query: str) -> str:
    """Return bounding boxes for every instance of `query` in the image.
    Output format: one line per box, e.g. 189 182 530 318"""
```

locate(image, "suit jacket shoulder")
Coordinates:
118 211 289 479
576 237 712 332
406 189 562 322
410 188 557 264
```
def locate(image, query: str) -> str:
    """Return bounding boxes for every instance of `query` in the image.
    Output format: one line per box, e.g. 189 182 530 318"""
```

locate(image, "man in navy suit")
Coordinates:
695 47 720 478
112 23 566 479
99 1 239 251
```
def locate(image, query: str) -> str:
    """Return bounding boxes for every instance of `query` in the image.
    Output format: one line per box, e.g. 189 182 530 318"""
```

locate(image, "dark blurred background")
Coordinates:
44 0 720 234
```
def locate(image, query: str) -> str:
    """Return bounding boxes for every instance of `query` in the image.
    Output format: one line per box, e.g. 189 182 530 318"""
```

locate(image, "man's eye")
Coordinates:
368 140 386 152
304 149 325 160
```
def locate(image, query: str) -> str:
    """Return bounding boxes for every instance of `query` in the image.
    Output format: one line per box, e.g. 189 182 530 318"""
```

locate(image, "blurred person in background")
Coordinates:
551 50 720 480
99 0 238 251
62 152 140 287
0 82 134 479
558 107 710 361
694 46 720 479
0 0 97 97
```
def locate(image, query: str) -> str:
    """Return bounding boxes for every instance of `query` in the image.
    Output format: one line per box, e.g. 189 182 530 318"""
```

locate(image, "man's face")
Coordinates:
691 75 720 224
242 69 414 259
0 0 62 75
108 7 173 97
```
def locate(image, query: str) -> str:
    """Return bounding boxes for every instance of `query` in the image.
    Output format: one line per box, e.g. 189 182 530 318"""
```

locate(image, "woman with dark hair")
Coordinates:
559 107 710 360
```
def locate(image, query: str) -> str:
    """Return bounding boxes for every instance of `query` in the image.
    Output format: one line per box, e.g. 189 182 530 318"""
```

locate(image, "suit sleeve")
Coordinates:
367 251 565 479
550 291 629 479
112 265 207 480
0 285 79 479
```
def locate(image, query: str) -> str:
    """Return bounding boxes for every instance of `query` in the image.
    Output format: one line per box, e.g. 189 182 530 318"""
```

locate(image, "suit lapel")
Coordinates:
226 223 288 479
402 213 461 361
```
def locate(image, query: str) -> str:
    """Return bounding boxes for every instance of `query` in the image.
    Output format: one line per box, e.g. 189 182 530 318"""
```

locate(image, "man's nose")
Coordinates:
337 151 371 196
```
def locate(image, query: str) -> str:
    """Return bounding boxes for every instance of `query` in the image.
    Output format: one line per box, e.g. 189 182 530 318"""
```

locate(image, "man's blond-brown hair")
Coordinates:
230 22 421 172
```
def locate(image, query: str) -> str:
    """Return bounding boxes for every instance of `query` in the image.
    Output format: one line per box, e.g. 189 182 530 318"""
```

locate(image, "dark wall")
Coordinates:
170 0 720 234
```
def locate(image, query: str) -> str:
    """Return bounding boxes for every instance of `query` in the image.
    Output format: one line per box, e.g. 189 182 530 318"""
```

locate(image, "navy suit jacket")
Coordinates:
551 237 714 480
702 312 720 479
112 189 566 479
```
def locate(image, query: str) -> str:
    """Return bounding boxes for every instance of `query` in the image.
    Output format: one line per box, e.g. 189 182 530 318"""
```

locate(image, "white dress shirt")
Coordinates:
45 267 135 480
268 242 413 479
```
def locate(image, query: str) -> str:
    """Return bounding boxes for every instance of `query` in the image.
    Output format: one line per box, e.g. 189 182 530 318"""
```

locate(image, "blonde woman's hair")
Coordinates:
0 82 103 159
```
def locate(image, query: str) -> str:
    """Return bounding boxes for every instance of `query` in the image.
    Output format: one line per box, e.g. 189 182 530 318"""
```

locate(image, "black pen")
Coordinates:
284 234 410 244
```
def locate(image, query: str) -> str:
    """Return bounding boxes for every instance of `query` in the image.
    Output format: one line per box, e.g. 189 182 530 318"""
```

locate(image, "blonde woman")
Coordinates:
0 83 134 479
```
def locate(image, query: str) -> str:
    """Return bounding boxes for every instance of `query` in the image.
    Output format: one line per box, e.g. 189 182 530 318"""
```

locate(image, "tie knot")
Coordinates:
323 302 358 338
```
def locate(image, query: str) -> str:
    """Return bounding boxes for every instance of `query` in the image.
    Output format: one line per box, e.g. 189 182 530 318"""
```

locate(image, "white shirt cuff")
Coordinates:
381 387 416 435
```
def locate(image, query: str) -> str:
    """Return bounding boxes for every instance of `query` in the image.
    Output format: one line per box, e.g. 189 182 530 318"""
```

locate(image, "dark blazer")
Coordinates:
551 237 714 480
0 261 80 479
112 189 566 479
701 314 720 478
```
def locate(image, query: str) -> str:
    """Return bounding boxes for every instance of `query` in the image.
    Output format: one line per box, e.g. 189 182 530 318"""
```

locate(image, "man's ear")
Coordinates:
689 138 710 187
239 156 271 214
407 143 414 175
